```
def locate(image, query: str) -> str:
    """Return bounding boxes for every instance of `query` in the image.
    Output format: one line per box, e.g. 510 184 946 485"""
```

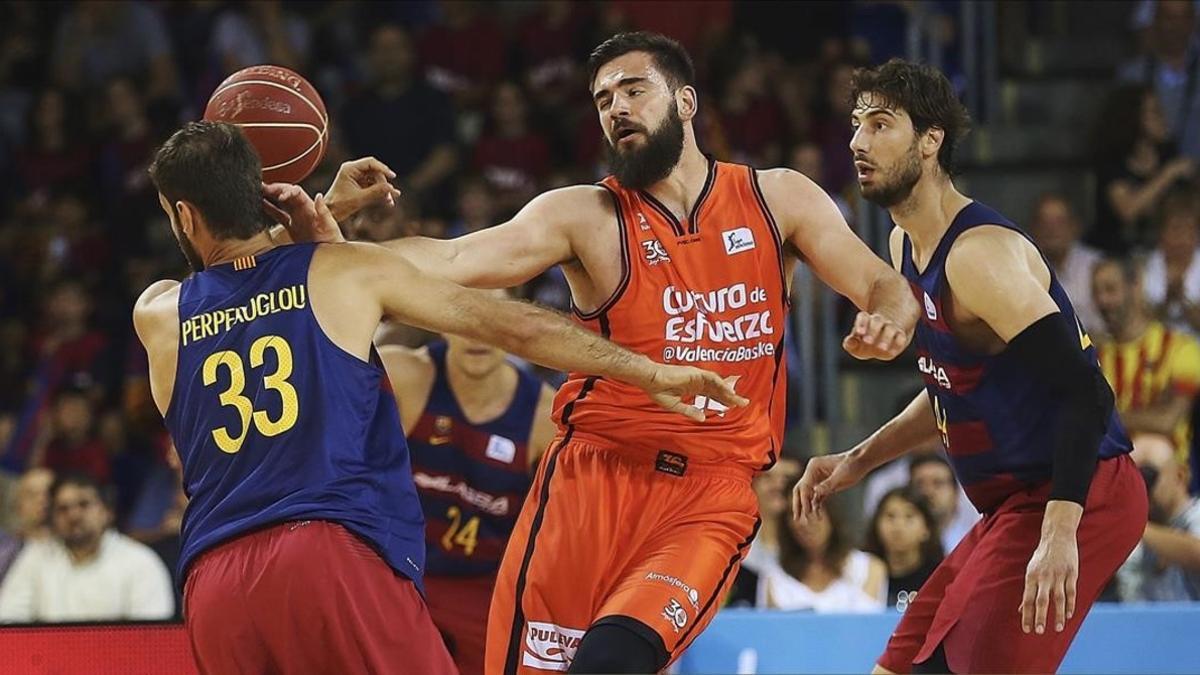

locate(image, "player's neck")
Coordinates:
203 232 278 268
890 176 972 260
447 361 518 421
642 145 710 219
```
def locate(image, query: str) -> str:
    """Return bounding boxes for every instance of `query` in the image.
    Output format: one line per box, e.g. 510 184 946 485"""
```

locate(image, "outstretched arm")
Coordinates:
795 390 939 521
761 169 918 360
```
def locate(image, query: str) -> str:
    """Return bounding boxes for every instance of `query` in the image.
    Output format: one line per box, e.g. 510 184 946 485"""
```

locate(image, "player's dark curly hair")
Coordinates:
149 121 267 240
850 59 971 175
587 31 695 91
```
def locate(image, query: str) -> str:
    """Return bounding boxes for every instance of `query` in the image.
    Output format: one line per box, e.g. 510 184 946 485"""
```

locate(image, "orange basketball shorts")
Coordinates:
484 437 761 675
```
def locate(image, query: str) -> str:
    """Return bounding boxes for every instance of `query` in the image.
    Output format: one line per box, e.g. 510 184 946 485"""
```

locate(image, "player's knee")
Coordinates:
568 620 667 674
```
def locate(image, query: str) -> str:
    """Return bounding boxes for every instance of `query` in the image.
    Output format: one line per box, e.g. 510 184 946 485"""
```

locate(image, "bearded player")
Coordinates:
290 32 919 674
131 121 746 674
795 60 1149 673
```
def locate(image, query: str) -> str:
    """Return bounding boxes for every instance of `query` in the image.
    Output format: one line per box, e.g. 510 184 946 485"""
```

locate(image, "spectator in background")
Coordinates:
3 282 108 474
863 487 944 611
448 175 497 237
1119 0 1200 162
96 78 156 228
714 52 786 167
742 457 803 578
789 140 855 228
1117 435 1200 601
810 62 858 196
50 1 177 101
909 454 979 552
472 82 551 218
1143 187 1200 334
1028 192 1105 336
16 88 91 193
757 497 886 613
341 24 457 216
418 0 507 109
0 467 52 582
34 383 109 485
1091 84 1195 253
1094 257 1200 463
211 0 310 75
0 472 173 622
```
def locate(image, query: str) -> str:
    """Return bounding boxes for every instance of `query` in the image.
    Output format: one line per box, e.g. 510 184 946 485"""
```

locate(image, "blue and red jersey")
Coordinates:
900 202 1130 512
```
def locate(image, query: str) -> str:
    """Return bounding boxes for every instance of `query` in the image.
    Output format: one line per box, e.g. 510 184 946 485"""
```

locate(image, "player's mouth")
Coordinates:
615 126 644 146
855 161 876 181
464 347 492 357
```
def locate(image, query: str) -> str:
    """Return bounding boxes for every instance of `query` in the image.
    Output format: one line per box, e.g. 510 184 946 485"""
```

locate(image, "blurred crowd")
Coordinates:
0 0 1197 623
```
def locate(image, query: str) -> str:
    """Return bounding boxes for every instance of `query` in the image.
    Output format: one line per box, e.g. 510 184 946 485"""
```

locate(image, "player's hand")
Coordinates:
843 311 910 361
262 183 344 244
642 367 748 422
1020 532 1079 635
793 451 866 522
325 157 402 223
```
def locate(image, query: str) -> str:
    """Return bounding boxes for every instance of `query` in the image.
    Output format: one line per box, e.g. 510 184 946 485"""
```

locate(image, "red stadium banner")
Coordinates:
0 622 196 674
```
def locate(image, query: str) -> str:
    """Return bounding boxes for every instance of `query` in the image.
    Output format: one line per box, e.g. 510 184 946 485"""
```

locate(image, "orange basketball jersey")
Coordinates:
552 160 790 472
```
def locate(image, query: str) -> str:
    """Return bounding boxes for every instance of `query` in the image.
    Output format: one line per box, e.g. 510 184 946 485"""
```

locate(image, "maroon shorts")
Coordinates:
184 520 457 675
878 454 1148 674
424 573 496 675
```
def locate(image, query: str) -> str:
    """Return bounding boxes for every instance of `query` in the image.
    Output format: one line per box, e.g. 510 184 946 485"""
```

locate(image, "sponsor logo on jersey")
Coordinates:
412 472 511 516
662 598 689 633
646 571 702 610
917 355 952 390
485 434 517 464
637 212 651 231
523 621 585 671
642 239 670 265
722 227 756 255
435 416 453 434
923 292 938 321
658 282 776 363
932 395 950 450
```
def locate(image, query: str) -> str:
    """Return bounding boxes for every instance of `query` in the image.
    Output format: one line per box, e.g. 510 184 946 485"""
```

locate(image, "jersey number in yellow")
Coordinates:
202 335 299 454
441 505 480 556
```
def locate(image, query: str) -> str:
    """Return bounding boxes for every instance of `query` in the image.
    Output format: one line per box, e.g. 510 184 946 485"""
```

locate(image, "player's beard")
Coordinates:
605 106 685 190
860 136 923 208
174 230 206 272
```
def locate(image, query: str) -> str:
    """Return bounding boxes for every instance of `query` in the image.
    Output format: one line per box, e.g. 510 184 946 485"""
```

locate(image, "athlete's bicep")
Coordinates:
386 187 592 289
945 228 1059 342
766 169 894 309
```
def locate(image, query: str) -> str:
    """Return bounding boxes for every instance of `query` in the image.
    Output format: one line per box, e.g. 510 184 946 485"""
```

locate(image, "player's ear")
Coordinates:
676 85 698 122
922 126 945 161
175 200 198 237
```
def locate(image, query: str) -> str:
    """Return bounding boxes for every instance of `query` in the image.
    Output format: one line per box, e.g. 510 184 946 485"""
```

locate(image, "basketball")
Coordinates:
203 65 329 184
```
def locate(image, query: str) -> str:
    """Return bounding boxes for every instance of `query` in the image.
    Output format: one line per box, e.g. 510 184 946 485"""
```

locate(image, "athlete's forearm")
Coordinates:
470 298 657 389
847 390 940 473
1040 500 1083 541
865 269 920 336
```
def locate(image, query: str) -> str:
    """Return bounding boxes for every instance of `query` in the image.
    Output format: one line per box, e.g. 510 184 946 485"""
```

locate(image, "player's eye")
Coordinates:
875 121 887 130
630 89 643 97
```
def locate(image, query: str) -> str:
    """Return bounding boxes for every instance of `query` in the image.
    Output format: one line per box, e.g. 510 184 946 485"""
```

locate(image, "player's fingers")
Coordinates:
704 374 749 408
1034 577 1050 634
1020 575 1037 633
890 326 909 353
1053 575 1067 632
843 334 865 359
853 311 870 336
261 198 291 226
863 314 886 345
1065 568 1078 621
672 402 705 423
792 482 805 522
